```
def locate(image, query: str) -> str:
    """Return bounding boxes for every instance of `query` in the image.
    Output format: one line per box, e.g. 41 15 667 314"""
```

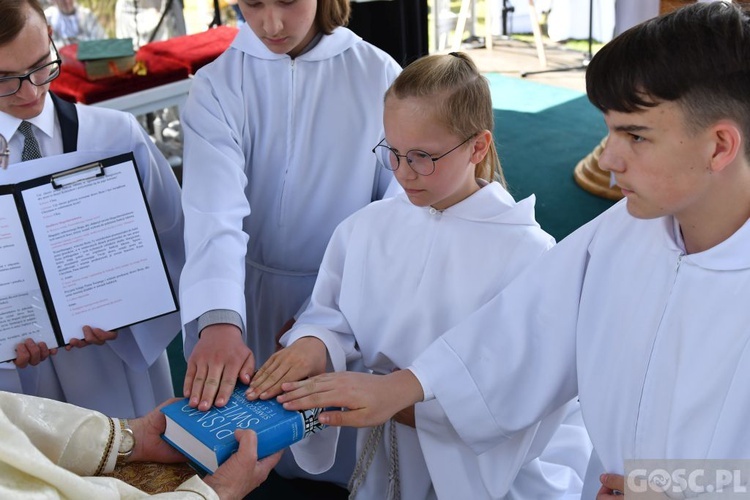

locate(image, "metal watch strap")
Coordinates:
116 418 135 466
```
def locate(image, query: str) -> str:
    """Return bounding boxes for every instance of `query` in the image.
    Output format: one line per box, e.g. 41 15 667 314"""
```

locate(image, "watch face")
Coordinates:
119 424 135 455
121 432 135 452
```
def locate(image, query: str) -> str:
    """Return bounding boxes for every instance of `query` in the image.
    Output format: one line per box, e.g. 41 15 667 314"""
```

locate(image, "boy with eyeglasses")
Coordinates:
0 0 185 420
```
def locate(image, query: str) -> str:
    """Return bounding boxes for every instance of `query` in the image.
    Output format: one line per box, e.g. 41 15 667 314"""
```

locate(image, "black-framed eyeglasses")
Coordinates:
0 38 61 98
372 133 478 176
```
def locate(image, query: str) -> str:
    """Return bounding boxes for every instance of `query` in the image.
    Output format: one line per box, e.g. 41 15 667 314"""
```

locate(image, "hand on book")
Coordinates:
129 398 194 465
246 336 327 400
277 369 425 428
203 430 283 500
184 324 255 411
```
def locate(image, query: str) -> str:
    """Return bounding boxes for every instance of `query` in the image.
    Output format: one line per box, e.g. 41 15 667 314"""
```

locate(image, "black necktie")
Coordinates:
18 121 42 161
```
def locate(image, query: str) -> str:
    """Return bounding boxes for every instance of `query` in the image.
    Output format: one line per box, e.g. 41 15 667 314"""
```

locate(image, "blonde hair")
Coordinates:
385 51 504 185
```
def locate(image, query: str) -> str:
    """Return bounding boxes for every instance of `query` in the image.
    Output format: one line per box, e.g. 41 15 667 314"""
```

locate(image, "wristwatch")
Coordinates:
117 419 135 466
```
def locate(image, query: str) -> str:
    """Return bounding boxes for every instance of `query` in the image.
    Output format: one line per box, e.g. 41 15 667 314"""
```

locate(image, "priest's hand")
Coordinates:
597 474 625 499
277 370 424 428
14 338 54 368
184 324 255 411
203 429 282 500
246 336 327 400
128 398 190 464
66 326 118 350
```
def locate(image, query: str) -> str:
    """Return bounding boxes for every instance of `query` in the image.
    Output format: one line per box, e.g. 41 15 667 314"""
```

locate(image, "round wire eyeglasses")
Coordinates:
371 133 478 176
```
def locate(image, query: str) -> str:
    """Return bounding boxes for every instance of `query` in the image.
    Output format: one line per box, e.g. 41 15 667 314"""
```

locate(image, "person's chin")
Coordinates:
12 96 46 120
405 192 430 207
624 200 661 220
263 38 292 54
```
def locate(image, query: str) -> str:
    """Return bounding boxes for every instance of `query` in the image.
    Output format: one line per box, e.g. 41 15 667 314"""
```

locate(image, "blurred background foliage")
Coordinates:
74 1 238 37
78 0 117 36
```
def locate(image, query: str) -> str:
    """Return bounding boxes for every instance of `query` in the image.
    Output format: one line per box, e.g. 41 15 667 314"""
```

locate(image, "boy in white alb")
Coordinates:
0 0 184 419
274 3 750 498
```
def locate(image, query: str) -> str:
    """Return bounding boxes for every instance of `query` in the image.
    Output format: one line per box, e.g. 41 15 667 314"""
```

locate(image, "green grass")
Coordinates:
561 38 604 53
77 0 117 37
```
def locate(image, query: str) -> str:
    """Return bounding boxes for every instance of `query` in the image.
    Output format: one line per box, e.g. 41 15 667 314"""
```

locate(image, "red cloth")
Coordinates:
58 44 87 79
49 28 236 105
50 48 189 104
138 26 238 75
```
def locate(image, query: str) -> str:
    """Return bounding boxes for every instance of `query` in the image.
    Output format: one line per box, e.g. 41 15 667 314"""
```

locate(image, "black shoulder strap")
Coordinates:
50 92 79 154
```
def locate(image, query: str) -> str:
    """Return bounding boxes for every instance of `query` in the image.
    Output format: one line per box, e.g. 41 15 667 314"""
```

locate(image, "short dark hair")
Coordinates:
586 2 750 157
316 0 350 35
0 0 46 46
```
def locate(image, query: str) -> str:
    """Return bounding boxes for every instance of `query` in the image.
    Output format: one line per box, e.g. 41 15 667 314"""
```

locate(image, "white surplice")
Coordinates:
178 24 400 486
179 24 401 366
283 183 591 499
0 98 185 419
412 199 750 494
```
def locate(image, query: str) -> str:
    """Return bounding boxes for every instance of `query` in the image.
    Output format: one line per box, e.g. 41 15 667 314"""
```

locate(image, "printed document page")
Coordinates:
0 194 56 362
21 159 176 344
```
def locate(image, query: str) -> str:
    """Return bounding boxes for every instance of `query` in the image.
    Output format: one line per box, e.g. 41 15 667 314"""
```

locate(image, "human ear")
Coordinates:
470 130 493 164
709 120 742 173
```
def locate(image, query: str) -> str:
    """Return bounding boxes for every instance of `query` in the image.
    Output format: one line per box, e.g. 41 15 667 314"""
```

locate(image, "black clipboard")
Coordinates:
0 152 178 362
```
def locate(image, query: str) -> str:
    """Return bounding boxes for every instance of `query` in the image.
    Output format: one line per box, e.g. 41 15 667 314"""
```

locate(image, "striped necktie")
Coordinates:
18 121 42 161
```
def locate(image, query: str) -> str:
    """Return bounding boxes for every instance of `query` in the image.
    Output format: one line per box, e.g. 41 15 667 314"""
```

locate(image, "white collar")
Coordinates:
0 92 56 140
663 213 750 271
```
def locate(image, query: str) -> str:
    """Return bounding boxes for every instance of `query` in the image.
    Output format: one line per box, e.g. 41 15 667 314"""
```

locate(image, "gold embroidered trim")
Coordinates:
95 417 116 476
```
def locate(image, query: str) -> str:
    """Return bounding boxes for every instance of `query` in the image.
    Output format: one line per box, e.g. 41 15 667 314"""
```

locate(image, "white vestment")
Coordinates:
179 24 400 486
179 25 401 365
412 199 750 494
0 391 217 499
0 97 185 419
283 183 591 499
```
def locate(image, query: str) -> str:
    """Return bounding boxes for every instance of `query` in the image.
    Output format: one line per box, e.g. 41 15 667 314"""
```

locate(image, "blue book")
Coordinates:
160 384 327 474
